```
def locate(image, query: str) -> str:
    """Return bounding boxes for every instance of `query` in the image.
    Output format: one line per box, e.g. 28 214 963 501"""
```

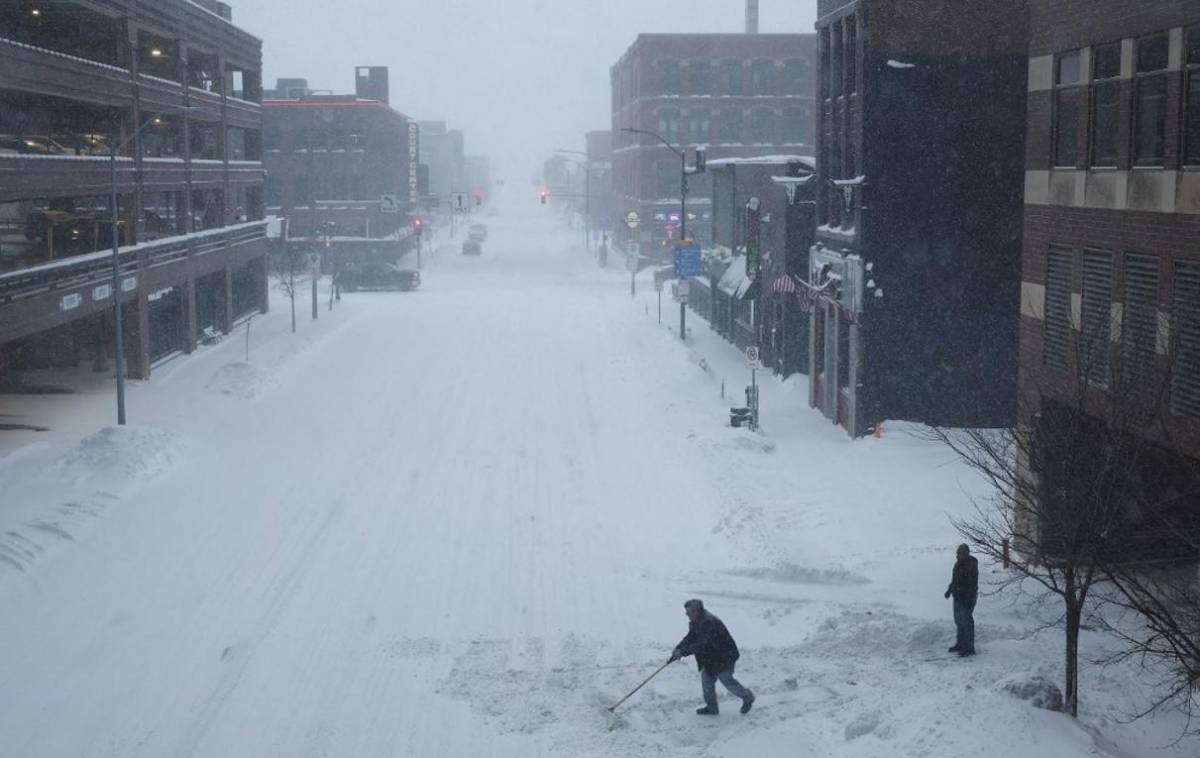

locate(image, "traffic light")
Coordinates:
474 191 483 207
539 188 548 205
413 217 424 236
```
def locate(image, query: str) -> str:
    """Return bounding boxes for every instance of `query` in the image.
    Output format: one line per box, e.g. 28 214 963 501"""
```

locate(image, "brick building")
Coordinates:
1020 0 1200 538
809 0 1028 435
263 68 419 250
610 32 817 254
0 0 269 382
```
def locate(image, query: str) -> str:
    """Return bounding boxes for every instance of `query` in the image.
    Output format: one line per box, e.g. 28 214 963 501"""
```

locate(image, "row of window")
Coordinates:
820 14 859 101
263 127 374 152
1042 247 1200 420
267 175 381 205
1053 27 1200 168
614 58 811 106
651 106 810 146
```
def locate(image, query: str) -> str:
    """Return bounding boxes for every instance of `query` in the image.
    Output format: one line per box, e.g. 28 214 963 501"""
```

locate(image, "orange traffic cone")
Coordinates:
874 422 882 439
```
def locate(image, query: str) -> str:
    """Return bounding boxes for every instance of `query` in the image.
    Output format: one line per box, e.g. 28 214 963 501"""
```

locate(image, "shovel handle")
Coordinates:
608 658 673 712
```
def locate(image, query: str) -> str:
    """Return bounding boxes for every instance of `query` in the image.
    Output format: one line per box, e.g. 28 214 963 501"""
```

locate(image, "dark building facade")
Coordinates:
1020 1 1200 527
610 33 818 253
693 156 814 376
0 0 270 382
263 69 418 250
809 0 1028 435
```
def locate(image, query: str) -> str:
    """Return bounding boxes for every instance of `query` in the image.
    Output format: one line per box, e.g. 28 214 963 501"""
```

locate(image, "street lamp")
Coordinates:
109 104 196 425
620 127 697 243
621 128 706 342
556 148 592 250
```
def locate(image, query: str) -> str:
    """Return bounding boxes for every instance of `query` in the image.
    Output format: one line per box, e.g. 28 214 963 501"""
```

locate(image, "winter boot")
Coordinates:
740 694 755 714
948 645 962 653
957 648 976 657
696 706 718 716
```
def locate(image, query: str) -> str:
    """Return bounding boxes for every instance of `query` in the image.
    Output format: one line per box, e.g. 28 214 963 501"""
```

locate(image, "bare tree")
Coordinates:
923 325 1170 718
273 247 299 333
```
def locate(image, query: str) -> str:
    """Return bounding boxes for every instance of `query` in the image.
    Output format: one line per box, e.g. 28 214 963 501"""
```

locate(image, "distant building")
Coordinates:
586 130 615 243
463 155 491 202
0 0 269 381
808 0 1028 435
263 68 419 253
1019 1 1200 545
418 121 465 199
610 33 818 253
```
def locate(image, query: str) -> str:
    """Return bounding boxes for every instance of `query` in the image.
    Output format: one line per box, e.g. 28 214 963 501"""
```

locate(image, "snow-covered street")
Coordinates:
0 196 1195 758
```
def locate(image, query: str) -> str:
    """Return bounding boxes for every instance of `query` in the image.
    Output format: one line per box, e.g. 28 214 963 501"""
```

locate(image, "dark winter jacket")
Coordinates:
676 611 740 674
947 555 979 606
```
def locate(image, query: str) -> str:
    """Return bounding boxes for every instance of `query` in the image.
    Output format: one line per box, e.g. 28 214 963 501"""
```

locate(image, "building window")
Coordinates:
1185 26 1200 165
783 60 807 95
721 60 742 96
831 21 844 98
1122 253 1160 387
656 108 680 142
1053 51 1082 168
1043 246 1073 370
655 160 677 198
749 108 774 143
1134 33 1169 166
689 61 710 96
1171 260 1200 419
687 110 710 144
657 60 681 95
751 60 772 95
1080 250 1113 386
819 30 830 100
1090 42 1121 167
782 107 806 144
718 108 742 143
846 16 858 95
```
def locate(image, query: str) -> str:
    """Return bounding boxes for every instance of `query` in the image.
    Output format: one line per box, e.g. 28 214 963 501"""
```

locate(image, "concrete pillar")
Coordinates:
183 277 198 353
221 264 235 333
257 254 270 315
127 296 151 380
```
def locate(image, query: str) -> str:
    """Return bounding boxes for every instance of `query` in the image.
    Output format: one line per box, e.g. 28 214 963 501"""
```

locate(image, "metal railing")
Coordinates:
0 220 267 304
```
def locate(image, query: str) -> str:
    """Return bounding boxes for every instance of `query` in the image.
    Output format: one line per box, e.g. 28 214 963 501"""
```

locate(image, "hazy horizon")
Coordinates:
233 0 819 181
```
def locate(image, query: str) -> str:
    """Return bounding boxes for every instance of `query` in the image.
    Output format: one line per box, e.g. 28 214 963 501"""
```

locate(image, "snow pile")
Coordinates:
57 425 179 482
206 362 270 399
1001 673 1065 712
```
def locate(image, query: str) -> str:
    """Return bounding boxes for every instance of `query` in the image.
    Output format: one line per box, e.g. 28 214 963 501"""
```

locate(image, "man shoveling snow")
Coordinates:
670 599 755 715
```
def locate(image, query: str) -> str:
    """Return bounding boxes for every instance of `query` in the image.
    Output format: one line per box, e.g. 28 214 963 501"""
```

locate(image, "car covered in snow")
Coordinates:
337 261 420 292
462 239 482 256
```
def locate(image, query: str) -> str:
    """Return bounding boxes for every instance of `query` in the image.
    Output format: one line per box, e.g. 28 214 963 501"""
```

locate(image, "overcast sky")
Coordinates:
234 0 818 181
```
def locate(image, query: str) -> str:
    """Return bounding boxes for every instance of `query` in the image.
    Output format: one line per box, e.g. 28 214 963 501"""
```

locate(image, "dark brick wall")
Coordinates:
1024 205 1200 286
1029 0 1200 56
869 0 1029 56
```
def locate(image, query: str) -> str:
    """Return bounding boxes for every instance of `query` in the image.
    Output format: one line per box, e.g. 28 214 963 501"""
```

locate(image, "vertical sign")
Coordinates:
408 122 419 204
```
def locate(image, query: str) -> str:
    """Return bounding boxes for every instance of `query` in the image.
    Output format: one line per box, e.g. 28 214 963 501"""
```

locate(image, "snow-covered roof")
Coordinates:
716 254 748 295
707 155 815 169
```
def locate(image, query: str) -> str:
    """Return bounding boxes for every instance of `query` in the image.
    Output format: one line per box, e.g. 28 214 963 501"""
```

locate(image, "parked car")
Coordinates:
338 261 420 292
469 223 488 242
462 239 482 256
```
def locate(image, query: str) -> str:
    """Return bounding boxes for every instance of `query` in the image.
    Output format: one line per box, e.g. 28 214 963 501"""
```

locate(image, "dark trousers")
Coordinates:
953 599 976 651
700 662 752 710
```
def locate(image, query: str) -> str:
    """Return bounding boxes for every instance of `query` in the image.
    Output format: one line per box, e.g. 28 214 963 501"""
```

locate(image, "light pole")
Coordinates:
109 105 196 425
622 127 704 341
556 149 592 251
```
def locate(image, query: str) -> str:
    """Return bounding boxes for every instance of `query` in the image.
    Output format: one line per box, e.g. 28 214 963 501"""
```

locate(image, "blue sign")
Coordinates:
673 244 703 278
597 217 611 231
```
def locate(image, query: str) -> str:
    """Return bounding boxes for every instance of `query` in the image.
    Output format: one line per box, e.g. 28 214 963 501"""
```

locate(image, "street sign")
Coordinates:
746 346 762 369
307 252 321 272
380 194 401 213
451 192 469 212
673 242 703 278
674 280 690 304
597 217 611 231
624 210 640 230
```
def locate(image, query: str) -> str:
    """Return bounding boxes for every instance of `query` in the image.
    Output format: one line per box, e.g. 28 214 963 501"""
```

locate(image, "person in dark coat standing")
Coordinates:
670 599 755 715
945 544 979 656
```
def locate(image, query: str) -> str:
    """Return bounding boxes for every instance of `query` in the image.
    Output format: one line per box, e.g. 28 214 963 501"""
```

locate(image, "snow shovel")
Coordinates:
608 658 673 712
